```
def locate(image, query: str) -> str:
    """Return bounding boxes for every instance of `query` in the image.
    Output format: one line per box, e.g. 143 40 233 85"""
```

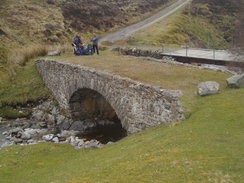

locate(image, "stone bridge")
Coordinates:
35 59 184 134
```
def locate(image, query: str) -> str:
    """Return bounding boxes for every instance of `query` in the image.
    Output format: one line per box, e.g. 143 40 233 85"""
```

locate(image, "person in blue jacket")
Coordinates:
91 33 99 55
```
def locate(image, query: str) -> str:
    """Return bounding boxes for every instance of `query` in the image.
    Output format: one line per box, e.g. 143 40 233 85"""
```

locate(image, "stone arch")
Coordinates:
69 88 127 142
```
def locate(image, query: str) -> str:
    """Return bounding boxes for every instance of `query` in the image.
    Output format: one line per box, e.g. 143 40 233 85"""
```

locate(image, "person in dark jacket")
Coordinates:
73 35 82 47
91 33 99 55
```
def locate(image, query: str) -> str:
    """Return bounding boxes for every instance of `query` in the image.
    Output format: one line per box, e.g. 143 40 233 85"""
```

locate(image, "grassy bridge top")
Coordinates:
51 52 230 98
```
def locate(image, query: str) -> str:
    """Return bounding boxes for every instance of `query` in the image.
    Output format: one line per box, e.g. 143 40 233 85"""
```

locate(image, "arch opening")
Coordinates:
69 88 127 143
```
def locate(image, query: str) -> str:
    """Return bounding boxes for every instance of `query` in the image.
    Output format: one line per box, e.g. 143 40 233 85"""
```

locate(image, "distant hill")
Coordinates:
0 0 172 48
128 0 244 50
184 0 244 49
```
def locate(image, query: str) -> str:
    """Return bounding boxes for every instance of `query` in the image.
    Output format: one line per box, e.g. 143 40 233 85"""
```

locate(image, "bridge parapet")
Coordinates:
35 59 184 134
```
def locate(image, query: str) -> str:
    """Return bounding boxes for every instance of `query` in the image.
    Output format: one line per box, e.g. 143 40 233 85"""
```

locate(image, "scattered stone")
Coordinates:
19 128 48 140
83 139 101 149
52 137 59 143
32 110 44 121
0 117 2 123
58 137 66 142
20 131 31 140
27 139 36 144
198 81 220 96
2 131 9 136
39 122 48 128
42 134 54 141
6 128 23 136
56 115 66 125
47 50 61 56
226 74 244 88
65 136 103 149
12 137 23 144
1 141 14 148
59 121 71 130
60 130 80 138
77 139 85 147
45 114 55 124
107 141 114 145
69 121 85 131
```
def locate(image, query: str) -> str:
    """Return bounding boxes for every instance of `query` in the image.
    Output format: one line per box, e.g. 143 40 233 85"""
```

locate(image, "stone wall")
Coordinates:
35 59 184 134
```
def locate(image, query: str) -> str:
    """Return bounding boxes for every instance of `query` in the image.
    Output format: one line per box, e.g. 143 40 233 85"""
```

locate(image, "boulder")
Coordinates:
226 74 244 88
42 134 54 141
198 81 220 96
47 50 61 56
20 128 48 140
52 137 59 143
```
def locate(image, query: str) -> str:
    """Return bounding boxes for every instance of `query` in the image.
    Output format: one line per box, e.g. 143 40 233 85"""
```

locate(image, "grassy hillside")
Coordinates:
0 0 176 118
0 0 174 48
128 0 243 49
0 87 243 183
0 45 51 118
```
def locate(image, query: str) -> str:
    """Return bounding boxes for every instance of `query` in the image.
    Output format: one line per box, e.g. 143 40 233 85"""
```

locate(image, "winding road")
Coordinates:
100 0 190 43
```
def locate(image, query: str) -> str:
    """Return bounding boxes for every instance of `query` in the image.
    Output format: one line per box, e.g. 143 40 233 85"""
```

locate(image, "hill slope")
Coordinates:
0 0 173 48
129 0 244 49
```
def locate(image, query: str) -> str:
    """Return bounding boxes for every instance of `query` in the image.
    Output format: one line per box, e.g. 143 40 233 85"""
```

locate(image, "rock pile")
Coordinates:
31 99 69 129
0 100 109 149
1 126 105 149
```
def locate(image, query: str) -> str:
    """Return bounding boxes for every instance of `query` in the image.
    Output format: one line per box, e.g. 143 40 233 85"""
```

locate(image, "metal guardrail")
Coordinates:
113 44 244 62
117 47 244 68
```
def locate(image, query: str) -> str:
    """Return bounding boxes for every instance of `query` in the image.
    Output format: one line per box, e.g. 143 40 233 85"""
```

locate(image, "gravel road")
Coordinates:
100 0 190 43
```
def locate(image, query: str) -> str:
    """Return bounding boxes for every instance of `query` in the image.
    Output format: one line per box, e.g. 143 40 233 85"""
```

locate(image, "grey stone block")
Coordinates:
226 74 244 88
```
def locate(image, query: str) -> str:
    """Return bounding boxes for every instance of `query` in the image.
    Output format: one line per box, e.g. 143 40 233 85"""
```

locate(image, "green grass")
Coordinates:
55 52 230 99
0 88 243 183
0 60 50 118
128 3 230 49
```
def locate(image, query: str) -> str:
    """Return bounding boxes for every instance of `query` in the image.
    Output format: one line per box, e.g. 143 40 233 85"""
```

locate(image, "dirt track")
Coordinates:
100 0 190 43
